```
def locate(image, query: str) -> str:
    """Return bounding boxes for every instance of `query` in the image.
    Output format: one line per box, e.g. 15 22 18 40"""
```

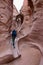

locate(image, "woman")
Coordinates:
12 0 42 65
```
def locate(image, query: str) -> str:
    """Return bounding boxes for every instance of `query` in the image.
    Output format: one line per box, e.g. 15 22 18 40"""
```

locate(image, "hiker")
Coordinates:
13 0 43 65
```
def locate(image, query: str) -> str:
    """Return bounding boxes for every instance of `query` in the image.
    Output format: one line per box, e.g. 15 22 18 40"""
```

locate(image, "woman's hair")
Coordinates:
15 14 24 24
28 0 34 13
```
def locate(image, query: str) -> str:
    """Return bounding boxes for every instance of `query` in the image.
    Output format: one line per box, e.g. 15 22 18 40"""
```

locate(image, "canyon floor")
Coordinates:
2 43 43 65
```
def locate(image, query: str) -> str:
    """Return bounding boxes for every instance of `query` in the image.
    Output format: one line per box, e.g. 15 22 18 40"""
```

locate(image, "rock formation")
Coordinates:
13 0 43 65
0 0 14 64
0 0 43 65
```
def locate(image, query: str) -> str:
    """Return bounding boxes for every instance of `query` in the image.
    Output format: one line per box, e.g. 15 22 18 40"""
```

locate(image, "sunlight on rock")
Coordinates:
13 0 24 13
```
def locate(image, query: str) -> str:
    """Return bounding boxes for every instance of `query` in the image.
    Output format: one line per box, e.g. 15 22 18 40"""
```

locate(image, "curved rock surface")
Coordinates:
0 0 43 65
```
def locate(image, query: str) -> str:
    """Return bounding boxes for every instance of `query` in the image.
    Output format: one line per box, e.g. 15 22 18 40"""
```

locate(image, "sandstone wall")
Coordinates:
13 0 43 65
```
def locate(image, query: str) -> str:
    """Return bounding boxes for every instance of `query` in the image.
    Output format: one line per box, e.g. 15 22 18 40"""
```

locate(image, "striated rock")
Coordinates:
0 55 14 64
0 0 14 64
29 0 43 54
0 0 43 65
13 0 43 65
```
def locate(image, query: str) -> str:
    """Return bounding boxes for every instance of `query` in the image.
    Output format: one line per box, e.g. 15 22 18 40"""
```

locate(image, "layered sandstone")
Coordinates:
0 0 14 64
0 0 43 65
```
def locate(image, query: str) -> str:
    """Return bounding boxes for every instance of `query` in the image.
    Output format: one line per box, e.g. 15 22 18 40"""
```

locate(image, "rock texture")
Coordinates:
13 0 43 55
0 0 43 65
13 0 43 65
28 0 43 54
0 0 14 64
